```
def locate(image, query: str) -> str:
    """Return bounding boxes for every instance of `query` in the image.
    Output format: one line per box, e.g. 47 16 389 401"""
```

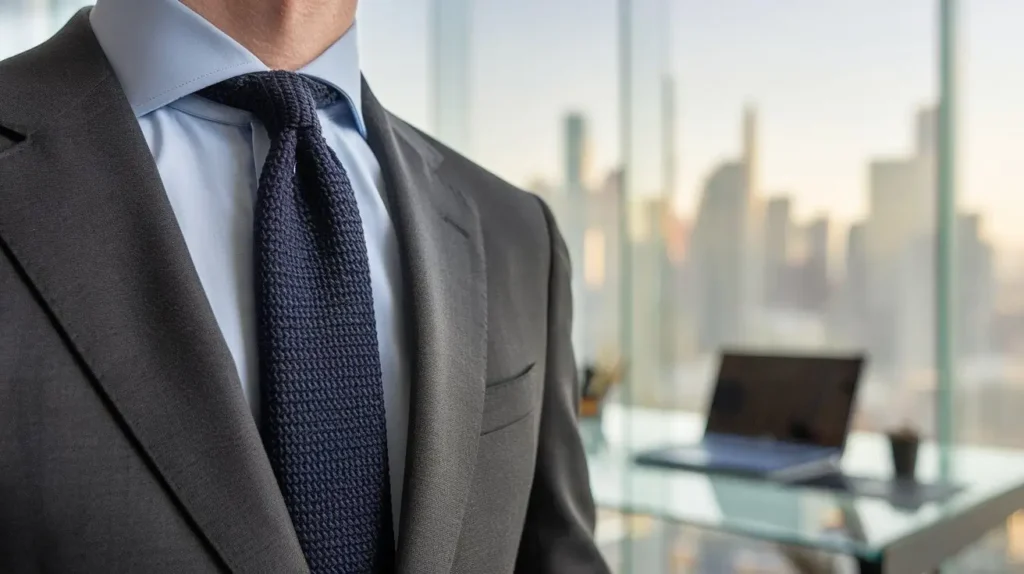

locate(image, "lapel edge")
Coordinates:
0 12 307 573
362 81 489 573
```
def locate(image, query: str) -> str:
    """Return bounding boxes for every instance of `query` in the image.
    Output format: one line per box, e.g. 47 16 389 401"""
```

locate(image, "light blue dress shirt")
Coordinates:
90 0 409 532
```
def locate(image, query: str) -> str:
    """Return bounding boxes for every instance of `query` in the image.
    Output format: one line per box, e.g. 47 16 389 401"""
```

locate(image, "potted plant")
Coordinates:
578 357 623 452
887 422 920 481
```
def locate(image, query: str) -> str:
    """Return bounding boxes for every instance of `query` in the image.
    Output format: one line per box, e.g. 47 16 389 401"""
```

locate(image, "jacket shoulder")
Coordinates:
0 9 111 135
389 117 549 233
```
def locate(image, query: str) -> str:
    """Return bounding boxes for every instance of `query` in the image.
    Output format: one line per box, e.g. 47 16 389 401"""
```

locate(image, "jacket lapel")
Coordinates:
0 12 306 573
363 82 488 573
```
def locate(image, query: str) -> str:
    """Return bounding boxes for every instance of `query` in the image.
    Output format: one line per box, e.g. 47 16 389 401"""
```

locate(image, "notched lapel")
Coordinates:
0 12 306 573
363 81 489 574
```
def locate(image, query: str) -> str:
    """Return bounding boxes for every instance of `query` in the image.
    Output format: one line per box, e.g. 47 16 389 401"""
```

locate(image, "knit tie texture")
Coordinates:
200 71 394 574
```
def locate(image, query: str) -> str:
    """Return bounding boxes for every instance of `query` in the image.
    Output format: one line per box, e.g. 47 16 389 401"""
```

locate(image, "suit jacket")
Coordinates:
0 11 608 574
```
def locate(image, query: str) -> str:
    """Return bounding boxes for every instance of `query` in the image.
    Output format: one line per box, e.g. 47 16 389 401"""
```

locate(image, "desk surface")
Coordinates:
586 404 1024 561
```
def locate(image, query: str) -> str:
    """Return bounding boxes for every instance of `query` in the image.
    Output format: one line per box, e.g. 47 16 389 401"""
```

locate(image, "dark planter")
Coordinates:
888 432 920 481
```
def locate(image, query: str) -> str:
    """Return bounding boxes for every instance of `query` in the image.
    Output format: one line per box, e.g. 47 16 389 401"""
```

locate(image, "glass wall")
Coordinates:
948 1 1024 570
6 0 1024 571
953 0 1024 451
653 0 939 435
0 0 88 58
614 1 943 571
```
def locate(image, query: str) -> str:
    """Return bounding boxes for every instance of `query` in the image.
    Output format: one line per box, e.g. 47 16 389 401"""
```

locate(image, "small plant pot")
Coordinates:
888 431 920 481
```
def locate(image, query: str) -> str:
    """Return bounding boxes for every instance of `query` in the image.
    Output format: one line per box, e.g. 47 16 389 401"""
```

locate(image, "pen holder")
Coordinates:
578 359 622 453
888 427 920 481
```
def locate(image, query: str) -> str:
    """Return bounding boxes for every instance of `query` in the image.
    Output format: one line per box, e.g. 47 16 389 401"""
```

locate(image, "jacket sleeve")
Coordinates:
514 198 612 574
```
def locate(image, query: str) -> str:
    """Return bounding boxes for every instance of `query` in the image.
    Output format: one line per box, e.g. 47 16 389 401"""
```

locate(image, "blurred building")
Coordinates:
663 213 694 362
958 213 995 359
801 216 830 313
561 112 591 367
564 113 591 193
764 196 792 309
628 196 671 405
836 222 869 345
856 108 995 376
661 74 677 203
862 108 938 372
581 170 624 366
761 197 830 315
545 113 623 372
691 163 748 352
430 0 472 155
689 108 762 353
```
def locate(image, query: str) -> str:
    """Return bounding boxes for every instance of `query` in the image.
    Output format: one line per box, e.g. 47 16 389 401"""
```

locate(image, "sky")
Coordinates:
3 0 1023 248
358 0 1024 249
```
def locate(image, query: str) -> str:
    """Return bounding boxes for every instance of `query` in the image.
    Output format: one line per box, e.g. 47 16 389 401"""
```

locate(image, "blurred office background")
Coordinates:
4 0 1024 571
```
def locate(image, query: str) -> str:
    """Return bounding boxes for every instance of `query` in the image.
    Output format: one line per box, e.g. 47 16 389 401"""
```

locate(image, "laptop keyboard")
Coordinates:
675 436 832 472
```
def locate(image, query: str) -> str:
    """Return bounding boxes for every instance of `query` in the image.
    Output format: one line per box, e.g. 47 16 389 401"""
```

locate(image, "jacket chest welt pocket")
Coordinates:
480 362 541 435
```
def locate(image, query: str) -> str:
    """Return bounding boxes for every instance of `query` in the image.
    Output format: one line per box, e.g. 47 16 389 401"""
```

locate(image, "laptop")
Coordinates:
636 351 864 481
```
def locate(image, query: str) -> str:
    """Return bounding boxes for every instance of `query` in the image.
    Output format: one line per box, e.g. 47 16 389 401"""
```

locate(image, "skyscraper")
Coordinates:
742 106 765 318
582 170 624 363
764 196 792 308
838 222 869 343
563 113 590 193
662 74 677 199
957 213 994 358
802 216 830 312
430 0 472 155
742 105 759 198
691 163 749 352
629 195 671 405
690 109 761 352
916 107 938 158
561 112 590 366
864 108 937 370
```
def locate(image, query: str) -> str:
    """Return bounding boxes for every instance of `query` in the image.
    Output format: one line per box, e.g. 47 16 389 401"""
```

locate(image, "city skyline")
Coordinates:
357 0 1024 251
545 103 1008 438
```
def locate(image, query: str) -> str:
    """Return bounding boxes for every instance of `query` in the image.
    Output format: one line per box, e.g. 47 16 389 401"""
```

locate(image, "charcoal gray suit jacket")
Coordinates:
0 10 608 574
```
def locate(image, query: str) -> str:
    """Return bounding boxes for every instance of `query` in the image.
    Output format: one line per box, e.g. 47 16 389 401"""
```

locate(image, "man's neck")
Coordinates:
180 0 357 70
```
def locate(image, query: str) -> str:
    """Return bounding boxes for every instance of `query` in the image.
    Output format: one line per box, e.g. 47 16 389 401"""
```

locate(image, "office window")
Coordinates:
613 1 941 439
951 0 1024 451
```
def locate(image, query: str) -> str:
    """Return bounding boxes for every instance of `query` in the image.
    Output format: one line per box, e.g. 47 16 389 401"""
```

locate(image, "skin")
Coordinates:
180 0 358 70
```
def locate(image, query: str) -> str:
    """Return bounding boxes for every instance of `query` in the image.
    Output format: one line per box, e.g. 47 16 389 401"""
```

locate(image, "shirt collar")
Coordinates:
90 0 366 138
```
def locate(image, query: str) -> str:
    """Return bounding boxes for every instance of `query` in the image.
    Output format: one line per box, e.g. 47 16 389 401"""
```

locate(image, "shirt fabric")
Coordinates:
89 0 409 534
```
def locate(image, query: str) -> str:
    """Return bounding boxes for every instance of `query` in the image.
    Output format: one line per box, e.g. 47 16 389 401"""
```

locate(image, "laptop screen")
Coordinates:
704 352 864 450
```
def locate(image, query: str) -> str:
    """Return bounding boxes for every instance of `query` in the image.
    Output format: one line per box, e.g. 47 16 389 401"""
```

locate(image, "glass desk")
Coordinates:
586 404 1024 574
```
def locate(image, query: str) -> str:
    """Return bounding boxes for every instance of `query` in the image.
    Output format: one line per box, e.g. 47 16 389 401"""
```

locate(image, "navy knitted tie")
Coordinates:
200 72 394 573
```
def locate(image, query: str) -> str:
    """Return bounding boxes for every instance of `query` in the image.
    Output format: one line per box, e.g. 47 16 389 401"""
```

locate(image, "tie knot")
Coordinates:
199 71 343 134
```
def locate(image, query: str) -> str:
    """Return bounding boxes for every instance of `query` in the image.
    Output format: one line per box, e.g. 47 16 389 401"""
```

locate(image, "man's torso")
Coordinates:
0 10 561 574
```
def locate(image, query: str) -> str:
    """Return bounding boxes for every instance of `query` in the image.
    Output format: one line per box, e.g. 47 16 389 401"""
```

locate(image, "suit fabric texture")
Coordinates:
0 10 609 574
